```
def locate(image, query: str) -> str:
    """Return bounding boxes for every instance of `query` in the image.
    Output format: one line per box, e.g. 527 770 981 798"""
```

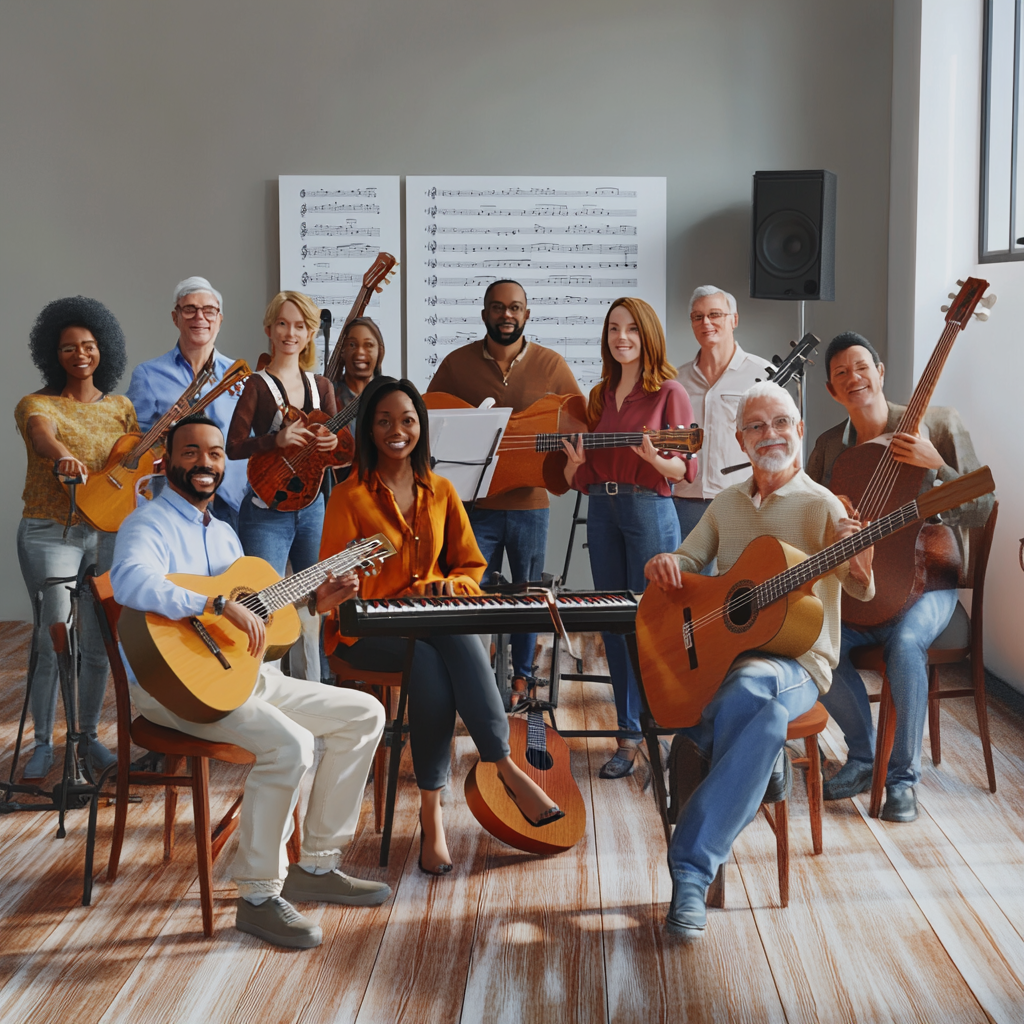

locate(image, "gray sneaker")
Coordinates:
235 896 322 948
280 863 392 906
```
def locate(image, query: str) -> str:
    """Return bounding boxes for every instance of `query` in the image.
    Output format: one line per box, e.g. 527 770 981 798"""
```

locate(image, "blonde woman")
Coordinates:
563 297 698 777
227 292 339 679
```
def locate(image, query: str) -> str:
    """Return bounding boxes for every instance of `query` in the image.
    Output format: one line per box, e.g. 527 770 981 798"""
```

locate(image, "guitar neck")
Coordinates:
894 321 960 436
323 393 361 433
535 432 644 452
325 285 373 381
526 708 548 751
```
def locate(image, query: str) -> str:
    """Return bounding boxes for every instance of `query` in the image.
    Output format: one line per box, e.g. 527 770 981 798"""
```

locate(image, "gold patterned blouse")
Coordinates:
15 393 138 525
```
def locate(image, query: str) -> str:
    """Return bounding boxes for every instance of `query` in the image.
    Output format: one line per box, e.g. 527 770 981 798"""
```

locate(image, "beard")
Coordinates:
485 320 526 347
747 436 797 472
167 463 223 501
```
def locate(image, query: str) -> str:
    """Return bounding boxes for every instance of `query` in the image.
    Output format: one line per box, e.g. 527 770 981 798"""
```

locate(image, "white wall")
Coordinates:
0 0 895 612
892 0 1024 692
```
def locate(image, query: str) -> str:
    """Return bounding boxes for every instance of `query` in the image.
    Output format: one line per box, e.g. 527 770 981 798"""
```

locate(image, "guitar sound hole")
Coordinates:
526 748 553 771
724 582 758 633
287 477 303 493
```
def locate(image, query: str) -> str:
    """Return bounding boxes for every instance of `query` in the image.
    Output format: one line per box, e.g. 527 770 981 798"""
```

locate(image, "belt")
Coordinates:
587 483 659 496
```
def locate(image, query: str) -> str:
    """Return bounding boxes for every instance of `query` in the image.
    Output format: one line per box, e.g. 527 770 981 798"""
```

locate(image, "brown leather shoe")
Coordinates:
510 676 529 707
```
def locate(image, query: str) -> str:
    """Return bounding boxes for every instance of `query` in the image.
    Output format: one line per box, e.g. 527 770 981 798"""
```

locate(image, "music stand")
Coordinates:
425 406 511 509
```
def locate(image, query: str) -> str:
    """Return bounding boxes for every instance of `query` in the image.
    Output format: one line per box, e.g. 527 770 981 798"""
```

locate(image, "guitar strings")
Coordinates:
262 394 361 476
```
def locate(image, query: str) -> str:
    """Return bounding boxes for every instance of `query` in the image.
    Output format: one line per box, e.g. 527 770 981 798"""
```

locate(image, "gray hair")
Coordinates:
173 276 223 313
689 285 737 315
735 381 799 430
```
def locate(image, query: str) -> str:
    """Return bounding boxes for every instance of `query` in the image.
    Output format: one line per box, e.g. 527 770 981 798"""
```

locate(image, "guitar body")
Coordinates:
247 409 356 511
828 442 960 627
464 716 586 854
637 536 824 729
72 433 159 533
119 557 301 723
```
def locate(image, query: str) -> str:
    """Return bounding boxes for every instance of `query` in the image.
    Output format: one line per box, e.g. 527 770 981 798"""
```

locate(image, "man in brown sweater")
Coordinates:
427 280 582 695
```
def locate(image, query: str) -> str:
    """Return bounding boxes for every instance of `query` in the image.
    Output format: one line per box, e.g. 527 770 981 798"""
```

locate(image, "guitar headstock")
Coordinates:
352 533 398 576
647 427 704 454
941 277 996 326
363 252 398 293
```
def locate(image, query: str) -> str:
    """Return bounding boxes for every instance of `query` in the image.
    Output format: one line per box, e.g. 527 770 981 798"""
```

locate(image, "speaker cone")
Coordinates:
755 211 819 278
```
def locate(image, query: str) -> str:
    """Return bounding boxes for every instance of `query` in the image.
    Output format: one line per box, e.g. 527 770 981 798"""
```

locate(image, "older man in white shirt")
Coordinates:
674 286 772 555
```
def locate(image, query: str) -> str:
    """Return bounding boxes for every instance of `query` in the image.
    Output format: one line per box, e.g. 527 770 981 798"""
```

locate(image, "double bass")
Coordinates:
827 277 995 627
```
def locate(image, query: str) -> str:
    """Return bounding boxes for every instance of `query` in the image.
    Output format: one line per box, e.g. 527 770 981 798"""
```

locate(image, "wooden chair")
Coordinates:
851 502 998 818
90 573 300 937
329 653 402 833
707 701 828 910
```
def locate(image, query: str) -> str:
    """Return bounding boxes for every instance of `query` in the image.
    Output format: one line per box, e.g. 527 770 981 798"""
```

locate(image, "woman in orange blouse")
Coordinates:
321 377 562 874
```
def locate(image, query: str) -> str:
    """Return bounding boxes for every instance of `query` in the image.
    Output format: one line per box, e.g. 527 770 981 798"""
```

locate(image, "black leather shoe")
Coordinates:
666 879 707 939
762 749 792 804
599 747 638 779
822 759 874 800
881 785 918 822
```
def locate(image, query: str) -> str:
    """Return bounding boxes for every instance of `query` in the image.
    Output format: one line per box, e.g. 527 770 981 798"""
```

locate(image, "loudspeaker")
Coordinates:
750 170 836 300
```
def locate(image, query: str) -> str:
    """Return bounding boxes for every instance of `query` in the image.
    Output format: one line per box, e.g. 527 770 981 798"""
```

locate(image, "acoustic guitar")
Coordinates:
465 700 586 855
71 359 251 533
828 277 995 627
636 467 995 729
119 534 396 723
246 252 398 511
424 392 703 497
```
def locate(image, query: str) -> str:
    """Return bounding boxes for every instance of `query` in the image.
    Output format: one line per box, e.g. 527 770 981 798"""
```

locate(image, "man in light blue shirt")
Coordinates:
112 414 389 949
126 276 246 529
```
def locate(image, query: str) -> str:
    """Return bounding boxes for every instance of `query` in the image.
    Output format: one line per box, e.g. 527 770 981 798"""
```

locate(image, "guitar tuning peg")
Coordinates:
789 340 797 348
956 278 966 286
807 359 815 366
974 310 990 321
981 292 998 308
940 305 950 312
948 292 958 300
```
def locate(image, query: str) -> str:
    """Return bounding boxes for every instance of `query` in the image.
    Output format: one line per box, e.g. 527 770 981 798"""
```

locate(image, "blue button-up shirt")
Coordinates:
126 345 247 511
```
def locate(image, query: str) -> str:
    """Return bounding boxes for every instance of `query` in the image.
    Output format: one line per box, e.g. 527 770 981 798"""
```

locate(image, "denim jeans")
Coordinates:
237 491 326 681
468 507 549 679
821 588 958 788
586 492 680 736
16 517 116 746
673 497 715 576
669 655 818 888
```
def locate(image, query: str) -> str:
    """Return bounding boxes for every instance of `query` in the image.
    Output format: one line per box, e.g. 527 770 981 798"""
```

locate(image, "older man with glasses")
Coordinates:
127 276 247 530
674 286 772 555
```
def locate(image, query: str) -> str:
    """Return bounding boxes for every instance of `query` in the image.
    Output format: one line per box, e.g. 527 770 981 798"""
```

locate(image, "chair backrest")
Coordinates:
90 572 135 758
965 501 998 648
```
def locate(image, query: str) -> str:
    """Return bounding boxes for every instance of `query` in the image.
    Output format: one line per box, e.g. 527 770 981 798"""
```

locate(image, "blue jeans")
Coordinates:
821 589 957 788
16 518 116 745
586 492 680 736
669 655 818 888
673 497 715 576
468 507 549 679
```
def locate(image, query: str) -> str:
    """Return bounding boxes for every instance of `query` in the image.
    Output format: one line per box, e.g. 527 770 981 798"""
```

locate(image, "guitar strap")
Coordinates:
257 370 320 433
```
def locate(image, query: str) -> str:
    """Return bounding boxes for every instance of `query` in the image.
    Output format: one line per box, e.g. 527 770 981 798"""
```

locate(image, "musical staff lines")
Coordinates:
406 176 666 391
301 223 381 237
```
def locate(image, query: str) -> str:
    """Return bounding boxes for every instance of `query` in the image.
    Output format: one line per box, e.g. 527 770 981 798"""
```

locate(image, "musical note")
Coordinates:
426 187 637 198
301 272 364 286
300 223 381 237
305 294 382 308
428 259 638 271
427 223 637 236
428 242 638 255
426 205 637 218
299 189 378 198
299 203 380 216
301 244 380 259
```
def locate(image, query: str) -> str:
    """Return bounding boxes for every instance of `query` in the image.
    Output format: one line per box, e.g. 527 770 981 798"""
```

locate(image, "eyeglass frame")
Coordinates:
689 310 733 323
739 415 799 436
175 303 222 320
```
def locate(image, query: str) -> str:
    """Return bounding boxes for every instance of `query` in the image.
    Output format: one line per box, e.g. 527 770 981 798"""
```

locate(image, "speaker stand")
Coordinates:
796 300 807 466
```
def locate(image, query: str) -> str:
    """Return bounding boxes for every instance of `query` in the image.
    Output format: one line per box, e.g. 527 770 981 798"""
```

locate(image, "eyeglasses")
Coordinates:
690 311 731 323
176 304 221 320
740 415 798 436
487 303 526 315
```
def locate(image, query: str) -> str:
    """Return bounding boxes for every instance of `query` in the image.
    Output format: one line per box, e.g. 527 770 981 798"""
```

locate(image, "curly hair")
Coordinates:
29 296 128 393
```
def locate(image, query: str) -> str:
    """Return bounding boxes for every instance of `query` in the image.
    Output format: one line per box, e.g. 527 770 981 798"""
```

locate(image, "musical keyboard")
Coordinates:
337 590 638 636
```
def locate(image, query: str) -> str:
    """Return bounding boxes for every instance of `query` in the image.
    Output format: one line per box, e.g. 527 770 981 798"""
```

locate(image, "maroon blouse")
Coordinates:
572 379 699 497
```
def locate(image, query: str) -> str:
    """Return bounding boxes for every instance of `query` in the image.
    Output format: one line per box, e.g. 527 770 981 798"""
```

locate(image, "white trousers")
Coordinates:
131 665 384 899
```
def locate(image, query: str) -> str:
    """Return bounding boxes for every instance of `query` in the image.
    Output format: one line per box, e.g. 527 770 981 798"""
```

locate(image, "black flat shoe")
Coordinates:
418 813 453 875
497 772 565 828
599 748 638 779
822 759 873 801
666 879 707 940
881 785 918 822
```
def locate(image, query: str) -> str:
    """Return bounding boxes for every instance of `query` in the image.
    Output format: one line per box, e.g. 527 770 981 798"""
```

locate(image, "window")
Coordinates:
981 0 1024 260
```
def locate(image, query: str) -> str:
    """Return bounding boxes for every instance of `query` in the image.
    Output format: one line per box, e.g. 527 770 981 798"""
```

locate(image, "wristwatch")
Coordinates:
212 595 226 616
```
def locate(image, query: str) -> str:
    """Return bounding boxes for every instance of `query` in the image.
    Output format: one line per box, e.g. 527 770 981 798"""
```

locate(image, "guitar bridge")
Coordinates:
189 617 231 670
682 607 698 670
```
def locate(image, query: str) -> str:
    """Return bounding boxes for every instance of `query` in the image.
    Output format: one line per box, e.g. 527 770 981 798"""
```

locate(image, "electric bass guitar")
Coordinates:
70 359 251 533
424 392 703 497
119 534 396 723
246 252 398 511
636 466 995 729
465 699 587 855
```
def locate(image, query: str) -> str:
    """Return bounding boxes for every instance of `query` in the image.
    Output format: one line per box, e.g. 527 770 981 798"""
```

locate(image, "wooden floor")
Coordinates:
2 620 1024 1023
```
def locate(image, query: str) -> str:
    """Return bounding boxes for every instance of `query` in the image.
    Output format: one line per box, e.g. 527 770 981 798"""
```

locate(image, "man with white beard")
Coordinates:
644 381 875 941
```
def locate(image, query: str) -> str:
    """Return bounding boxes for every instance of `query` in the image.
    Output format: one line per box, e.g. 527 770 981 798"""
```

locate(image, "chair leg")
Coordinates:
805 734 823 855
928 666 941 766
870 677 895 818
287 805 302 864
775 799 790 908
972 657 998 794
107 749 132 882
707 864 725 909
164 754 185 861
191 756 215 938
373 743 386 834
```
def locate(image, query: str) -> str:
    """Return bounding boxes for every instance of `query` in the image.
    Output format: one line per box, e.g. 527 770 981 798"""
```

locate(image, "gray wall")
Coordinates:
0 0 894 615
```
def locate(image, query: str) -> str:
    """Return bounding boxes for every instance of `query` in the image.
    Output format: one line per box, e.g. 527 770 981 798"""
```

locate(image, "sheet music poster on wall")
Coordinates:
278 175 401 378
405 175 666 392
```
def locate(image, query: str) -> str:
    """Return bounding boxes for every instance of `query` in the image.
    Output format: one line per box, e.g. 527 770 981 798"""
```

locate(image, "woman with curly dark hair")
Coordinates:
15 296 137 779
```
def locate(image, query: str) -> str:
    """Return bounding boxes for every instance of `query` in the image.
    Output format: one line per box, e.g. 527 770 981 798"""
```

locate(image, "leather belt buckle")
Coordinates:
605 481 619 496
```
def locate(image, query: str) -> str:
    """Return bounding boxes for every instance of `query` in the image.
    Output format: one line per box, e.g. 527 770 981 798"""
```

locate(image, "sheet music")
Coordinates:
279 175 401 377
427 407 512 501
405 176 666 392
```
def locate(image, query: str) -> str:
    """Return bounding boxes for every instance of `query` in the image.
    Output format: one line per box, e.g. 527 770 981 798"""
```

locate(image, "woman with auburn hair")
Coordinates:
227 291 339 681
563 297 698 778
321 376 563 875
